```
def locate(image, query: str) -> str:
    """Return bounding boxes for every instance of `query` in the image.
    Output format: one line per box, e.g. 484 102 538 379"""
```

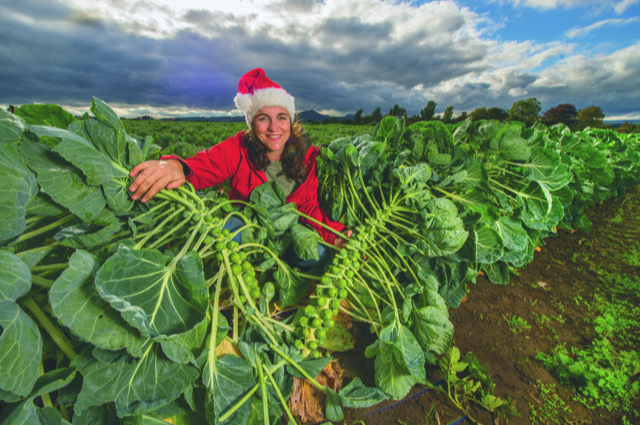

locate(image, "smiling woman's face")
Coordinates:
252 106 291 161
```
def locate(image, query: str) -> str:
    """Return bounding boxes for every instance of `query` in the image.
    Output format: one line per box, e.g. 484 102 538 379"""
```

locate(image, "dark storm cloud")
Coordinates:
1 0 638 119
0 2 242 110
270 0 319 13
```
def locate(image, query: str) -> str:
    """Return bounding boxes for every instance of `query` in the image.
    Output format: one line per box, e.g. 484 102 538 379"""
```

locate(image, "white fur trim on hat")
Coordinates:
234 87 295 127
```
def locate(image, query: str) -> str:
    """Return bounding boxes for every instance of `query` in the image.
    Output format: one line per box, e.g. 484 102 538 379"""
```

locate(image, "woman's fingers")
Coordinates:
128 159 185 202
333 229 352 249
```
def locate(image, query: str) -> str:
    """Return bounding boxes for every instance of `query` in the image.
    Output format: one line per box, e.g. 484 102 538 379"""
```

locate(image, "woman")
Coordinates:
128 68 350 266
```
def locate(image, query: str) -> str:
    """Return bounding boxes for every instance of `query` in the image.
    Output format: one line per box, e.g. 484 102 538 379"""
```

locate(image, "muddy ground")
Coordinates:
328 184 640 425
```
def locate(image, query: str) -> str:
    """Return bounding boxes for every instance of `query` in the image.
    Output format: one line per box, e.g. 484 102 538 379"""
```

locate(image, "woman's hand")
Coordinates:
128 159 186 203
333 229 353 249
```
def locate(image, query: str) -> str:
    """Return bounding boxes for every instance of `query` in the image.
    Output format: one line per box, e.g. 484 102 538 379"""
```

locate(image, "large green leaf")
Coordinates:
83 119 126 165
25 193 66 217
208 355 256 425
0 368 77 425
411 304 453 355
411 272 454 354
367 320 426 399
273 263 308 307
55 209 122 250
0 109 27 143
26 126 128 186
250 182 299 236
49 250 141 351
0 300 42 400
13 104 76 129
522 194 564 230
474 224 504 264
419 198 469 257
102 179 135 215
20 139 106 222
375 116 404 147
91 97 125 131
490 216 528 252
249 181 287 208
338 377 388 408
516 181 553 217
0 251 31 302
290 223 321 261
95 247 209 338
70 404 120 425
496 129 531 161
74 344 199 417
482 261 510 284
525 148 572 191
0 142 38 244
160 310 211 365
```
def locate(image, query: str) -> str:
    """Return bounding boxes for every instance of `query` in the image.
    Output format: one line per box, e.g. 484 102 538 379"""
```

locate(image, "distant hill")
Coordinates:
297 110 355 123
297 110 329 123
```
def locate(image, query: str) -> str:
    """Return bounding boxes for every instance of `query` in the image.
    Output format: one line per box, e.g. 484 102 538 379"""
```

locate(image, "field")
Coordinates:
1 102 639 425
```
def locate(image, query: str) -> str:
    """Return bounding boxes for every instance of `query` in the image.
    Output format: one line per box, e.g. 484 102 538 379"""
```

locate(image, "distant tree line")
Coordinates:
316 98 639 134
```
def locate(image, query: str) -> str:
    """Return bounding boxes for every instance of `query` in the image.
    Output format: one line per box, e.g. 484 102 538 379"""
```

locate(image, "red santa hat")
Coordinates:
234 68 296 127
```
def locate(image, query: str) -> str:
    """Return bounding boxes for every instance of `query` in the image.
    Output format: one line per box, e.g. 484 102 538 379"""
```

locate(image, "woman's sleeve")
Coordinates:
293 147 346 245
161 133 241 190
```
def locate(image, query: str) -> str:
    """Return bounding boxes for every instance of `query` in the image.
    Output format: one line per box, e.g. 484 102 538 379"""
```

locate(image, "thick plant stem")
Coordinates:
206 271 224 390
345 167 375 218
218 385 261 422
221 360 289 423
293 210 347 240
22 297 76 360
135 206 187 250
131 200 171 222
17 214 75 243
255 355 269 425
262 364 298 425
31 275 54 288
39 361 53 407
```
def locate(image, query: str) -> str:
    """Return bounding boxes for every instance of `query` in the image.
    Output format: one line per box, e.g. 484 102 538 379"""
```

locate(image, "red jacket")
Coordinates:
163 131 346 244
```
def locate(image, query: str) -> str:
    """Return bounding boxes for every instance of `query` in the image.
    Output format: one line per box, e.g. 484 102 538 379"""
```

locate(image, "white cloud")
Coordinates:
614 0 640 13
499 0 639 13
566 17 640 38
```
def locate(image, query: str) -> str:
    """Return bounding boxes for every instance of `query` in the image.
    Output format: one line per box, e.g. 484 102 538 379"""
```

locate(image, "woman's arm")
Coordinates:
128 132 245 202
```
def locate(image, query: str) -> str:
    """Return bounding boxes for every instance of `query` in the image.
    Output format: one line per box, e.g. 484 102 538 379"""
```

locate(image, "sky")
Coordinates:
0 0 639 121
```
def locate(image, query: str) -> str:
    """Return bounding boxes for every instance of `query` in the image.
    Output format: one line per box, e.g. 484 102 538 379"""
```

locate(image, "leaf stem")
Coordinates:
17 214 76 243
22 297 76 360
262 364 298 425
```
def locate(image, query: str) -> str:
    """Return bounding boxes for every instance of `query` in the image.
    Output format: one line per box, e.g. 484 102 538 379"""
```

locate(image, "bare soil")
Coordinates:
330 184 640 425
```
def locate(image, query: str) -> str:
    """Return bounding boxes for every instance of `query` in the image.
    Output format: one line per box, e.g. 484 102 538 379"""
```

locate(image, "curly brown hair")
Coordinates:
244 122 311 183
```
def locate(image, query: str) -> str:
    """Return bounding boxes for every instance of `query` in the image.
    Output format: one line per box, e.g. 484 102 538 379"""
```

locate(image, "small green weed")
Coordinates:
623 248 640 266
529 381 572 425
537 333 640 412
437 347 513 422
504 314 531 334
551 297 565 314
